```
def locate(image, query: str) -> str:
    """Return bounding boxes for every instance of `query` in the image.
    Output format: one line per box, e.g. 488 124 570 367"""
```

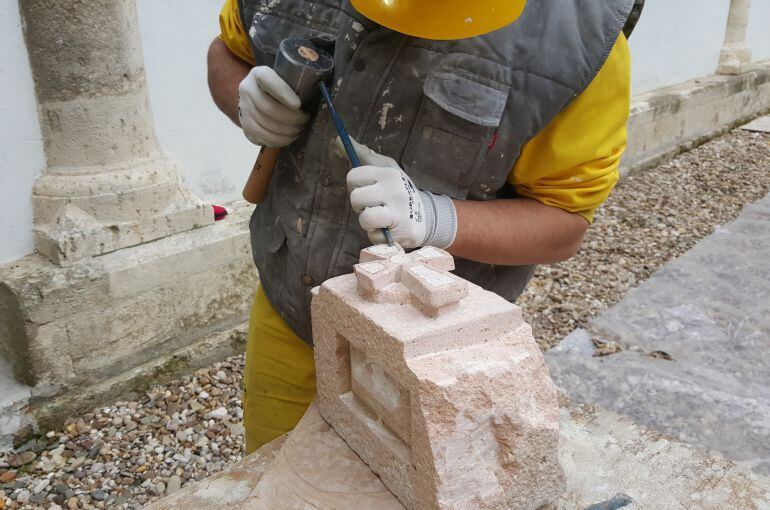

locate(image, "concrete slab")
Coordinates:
741 115 770 133
0 355 32 451
547 193 770 475
150 402 770 509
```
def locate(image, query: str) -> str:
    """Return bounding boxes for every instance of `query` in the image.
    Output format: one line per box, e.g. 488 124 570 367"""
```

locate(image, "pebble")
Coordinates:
31 478 49 494
67 496 79 509
204 408 228 420
0 473 15 484
91 489 108 501
15 489 30 503
166 475 182 495
7 452 36 468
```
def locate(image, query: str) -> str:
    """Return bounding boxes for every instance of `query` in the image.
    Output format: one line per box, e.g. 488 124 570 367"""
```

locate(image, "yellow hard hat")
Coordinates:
350 0 527 40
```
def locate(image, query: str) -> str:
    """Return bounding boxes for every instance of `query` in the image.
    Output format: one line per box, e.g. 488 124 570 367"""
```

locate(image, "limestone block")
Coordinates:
312 245 565 510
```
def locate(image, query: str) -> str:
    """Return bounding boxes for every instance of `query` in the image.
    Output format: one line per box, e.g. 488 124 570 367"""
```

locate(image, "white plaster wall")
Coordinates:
747 0 770 63
628 0 731 94
0 2 45 265
136 1 255 203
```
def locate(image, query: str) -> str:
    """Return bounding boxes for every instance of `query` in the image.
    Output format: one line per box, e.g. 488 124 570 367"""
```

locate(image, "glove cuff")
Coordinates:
420 191 458 249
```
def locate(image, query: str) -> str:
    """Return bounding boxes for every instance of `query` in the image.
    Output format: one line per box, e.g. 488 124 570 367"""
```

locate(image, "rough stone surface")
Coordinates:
151 402 770 510
0 204 256 431
547 192 770 475
313 246 564 510
551 404 770 509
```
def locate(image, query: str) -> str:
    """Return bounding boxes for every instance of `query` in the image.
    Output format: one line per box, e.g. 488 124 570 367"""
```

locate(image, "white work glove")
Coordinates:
238 66 309 147
340 137 458 249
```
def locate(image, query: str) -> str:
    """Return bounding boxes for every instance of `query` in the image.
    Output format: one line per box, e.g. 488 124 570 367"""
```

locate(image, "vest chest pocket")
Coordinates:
402 67 510 199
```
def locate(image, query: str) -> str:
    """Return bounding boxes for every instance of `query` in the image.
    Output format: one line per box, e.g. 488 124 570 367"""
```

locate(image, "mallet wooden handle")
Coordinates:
240 38 333 205
242 146 280 204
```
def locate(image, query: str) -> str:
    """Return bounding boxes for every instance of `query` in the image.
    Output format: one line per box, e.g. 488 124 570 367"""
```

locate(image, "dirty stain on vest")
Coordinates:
239 0 635 343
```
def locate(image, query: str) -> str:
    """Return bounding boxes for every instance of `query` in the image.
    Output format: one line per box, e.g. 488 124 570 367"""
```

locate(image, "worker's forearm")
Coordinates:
448 198 589 266
207 38 251 126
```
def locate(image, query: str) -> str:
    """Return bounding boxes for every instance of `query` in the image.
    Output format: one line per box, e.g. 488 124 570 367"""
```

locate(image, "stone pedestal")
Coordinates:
312 245 565 510
19 0 213 265
0 204 256 430
717 0 753 75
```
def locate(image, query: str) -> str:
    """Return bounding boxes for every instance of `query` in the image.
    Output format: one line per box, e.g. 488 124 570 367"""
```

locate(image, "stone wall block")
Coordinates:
313 244 565 510
0 208 256 421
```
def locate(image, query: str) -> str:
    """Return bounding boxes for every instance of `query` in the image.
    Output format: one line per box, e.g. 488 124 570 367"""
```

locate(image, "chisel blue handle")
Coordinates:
319 82 395 246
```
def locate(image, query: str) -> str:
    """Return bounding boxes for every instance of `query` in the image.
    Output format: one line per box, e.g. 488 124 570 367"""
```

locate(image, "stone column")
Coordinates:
717 0 753 75
20 0 213 265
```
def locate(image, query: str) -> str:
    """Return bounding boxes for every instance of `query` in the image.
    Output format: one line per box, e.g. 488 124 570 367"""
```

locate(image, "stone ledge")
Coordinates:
0 202 257 431
623 60 770 175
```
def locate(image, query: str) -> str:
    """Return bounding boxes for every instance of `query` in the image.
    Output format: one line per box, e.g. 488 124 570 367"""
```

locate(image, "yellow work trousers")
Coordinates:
243 286 316 454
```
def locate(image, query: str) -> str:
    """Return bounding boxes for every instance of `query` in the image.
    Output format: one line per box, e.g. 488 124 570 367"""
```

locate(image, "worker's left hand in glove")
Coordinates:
338 137 458 249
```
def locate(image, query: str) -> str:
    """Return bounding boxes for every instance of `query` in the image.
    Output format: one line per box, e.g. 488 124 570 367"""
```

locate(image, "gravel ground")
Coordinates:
0 360 246 509
0 128 768 509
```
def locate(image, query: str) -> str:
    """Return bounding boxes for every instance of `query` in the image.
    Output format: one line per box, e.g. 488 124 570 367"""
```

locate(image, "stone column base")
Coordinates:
32 155 215 265
0 203 256 431
718 43 753 75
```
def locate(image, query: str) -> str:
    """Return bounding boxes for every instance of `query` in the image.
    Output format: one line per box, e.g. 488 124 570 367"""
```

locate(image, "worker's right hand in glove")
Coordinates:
339 137 458 249
238 66 309 148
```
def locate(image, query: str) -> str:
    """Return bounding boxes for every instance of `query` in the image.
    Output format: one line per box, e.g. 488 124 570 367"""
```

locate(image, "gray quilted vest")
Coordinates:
239 0 634 343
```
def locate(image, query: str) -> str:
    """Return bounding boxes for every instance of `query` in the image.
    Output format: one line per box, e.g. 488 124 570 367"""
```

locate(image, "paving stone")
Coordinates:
741 115 770 133
547 193 770 475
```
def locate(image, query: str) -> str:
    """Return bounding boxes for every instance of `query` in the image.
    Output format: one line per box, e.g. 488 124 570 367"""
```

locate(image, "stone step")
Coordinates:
547 193 770 475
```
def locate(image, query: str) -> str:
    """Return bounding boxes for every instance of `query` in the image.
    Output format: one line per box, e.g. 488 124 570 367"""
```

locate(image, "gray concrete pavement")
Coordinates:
547 192 770 475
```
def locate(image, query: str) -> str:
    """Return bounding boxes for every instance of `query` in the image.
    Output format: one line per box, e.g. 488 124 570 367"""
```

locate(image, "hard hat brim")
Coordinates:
350 0 526 40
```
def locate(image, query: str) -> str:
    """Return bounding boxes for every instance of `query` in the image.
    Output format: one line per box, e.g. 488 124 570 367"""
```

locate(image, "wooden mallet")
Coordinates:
242 38 334 204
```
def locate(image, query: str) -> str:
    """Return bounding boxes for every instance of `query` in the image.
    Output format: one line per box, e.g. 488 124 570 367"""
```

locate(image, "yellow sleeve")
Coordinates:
218 0 257 66
509 33 631 223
